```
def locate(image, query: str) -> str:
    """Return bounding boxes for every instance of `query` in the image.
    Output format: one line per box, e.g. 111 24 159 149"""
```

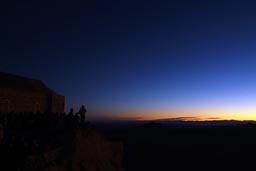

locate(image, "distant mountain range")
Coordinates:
92 119 256 129
154 119 256 127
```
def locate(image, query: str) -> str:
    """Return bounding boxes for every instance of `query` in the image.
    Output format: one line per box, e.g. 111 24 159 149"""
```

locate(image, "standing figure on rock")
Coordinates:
79 105 87 124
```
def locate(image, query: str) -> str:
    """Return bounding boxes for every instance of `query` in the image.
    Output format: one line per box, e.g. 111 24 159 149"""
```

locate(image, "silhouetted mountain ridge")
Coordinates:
153 119 256 127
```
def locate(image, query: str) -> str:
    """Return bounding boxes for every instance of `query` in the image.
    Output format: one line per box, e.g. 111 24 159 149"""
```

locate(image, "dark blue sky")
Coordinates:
1 0 256 120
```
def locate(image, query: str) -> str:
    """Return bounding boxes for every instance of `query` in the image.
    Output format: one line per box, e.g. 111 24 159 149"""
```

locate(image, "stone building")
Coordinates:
0 72 65 113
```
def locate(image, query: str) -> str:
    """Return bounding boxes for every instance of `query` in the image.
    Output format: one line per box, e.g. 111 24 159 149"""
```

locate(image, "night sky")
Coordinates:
1 0 256 120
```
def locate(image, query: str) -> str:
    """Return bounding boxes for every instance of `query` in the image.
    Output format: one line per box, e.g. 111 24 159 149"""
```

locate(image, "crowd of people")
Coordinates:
0 105 88 170
0 105 87 130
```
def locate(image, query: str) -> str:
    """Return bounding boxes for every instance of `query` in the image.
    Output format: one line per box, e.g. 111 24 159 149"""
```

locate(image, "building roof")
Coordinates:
0 72 54 94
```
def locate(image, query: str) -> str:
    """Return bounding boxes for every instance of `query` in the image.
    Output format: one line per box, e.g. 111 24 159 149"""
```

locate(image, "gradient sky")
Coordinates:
1 0 256 120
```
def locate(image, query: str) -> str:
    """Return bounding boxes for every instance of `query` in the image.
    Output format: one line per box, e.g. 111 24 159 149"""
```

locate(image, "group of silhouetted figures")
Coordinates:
0 105 87 130
0 105 88 170
67 105 87 127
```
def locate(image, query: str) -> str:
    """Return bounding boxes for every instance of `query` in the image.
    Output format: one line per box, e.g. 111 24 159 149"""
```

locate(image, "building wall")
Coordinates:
50 94 65 113
0 88 65 113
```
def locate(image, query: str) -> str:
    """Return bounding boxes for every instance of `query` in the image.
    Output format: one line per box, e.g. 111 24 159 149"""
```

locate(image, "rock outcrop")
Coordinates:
70 127 124 171
21 126 124 171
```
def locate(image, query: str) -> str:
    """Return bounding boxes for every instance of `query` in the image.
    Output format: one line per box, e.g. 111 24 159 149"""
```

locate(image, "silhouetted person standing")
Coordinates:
68 108 74 116
79 105 87 124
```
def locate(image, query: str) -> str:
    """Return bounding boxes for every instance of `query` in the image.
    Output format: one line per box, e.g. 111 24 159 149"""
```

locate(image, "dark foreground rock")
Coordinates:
4 126 124 171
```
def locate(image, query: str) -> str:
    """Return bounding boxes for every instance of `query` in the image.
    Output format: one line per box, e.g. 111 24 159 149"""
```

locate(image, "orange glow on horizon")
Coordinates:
88 110 256 121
